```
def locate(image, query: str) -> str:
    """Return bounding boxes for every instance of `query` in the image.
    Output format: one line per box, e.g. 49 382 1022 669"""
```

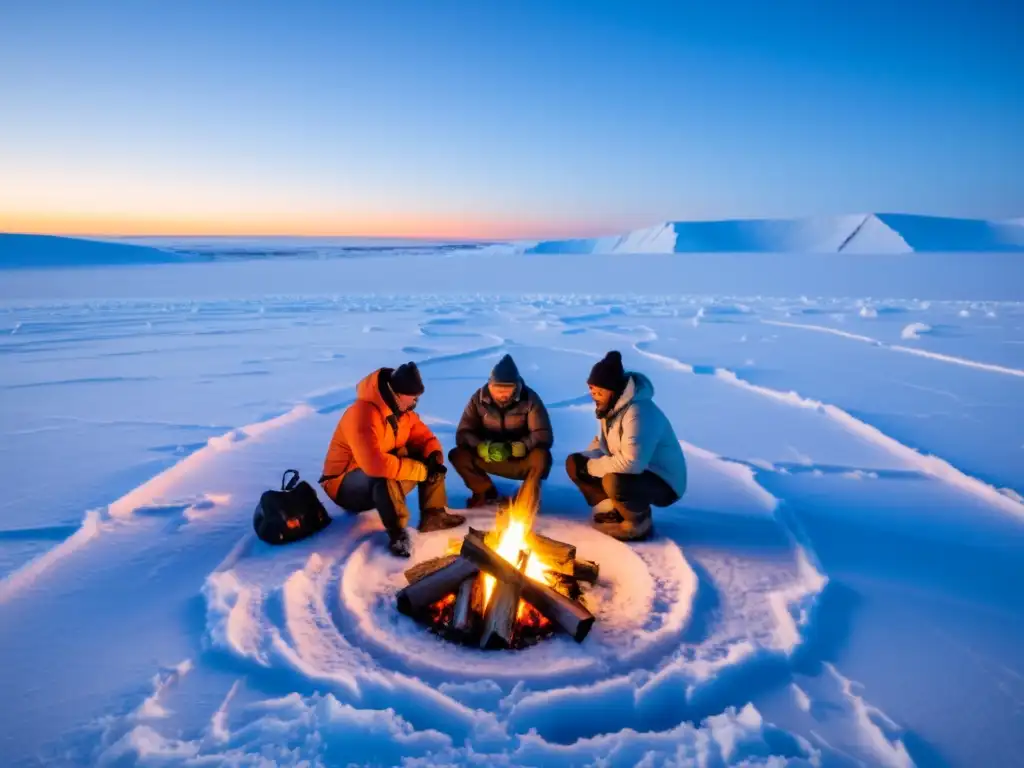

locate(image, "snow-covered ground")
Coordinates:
1 238 1022 767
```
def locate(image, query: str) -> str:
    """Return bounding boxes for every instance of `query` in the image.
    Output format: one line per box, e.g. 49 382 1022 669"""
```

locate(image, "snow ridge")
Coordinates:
763 318 1024 377
0 233 202 268
527 213 1024 254
634 340 1024 520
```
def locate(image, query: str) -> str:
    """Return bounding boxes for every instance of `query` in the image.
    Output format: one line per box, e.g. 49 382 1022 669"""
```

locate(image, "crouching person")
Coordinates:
320 361 465 558
448 354 553 512
566 351 687 541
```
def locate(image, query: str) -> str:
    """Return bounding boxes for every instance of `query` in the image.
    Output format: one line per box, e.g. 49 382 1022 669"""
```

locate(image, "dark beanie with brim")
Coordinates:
489 353 520 385
587 350 626 391
390 361 424 395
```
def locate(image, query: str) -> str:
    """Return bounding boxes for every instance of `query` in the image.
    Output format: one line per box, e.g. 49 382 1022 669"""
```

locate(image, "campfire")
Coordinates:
396 503 599 649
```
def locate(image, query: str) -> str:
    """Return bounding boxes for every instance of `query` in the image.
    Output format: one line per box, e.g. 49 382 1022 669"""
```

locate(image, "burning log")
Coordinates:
479 551 528 649
547 571 582 601
396 557 479 616
526 532 576 571
460 531 595 642
399 506 600 649
448 528 501 555
451 573 483 636
573 558 600 584
404 554 458 585
460 528 592 581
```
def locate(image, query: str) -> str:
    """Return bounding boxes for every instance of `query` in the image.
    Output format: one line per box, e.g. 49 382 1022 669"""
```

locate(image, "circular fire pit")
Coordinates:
397 507 599 650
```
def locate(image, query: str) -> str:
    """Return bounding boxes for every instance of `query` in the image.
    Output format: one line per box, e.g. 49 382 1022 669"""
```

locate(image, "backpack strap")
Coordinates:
282 469 301 491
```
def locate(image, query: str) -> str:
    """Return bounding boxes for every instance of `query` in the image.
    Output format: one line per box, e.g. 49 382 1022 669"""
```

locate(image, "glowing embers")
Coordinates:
396 502 599 650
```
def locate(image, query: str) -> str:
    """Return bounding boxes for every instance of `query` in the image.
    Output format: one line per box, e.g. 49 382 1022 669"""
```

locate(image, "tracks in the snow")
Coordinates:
630 334 1024 521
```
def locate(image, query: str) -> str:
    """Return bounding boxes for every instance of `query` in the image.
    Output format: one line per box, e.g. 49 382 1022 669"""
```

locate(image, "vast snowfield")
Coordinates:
1 235 1022 767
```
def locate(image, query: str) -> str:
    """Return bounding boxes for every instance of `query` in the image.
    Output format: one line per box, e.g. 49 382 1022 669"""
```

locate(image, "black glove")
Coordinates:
426 451 447 481
570 453 591 479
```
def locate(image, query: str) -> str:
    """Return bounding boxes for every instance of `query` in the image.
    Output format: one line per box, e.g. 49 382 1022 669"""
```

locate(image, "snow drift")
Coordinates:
527 213 1024 254
0 233 203 268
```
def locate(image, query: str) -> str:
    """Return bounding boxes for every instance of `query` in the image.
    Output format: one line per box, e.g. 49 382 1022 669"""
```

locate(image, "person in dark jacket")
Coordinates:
320 361 465 558
565 351 687 541
448 354 553 512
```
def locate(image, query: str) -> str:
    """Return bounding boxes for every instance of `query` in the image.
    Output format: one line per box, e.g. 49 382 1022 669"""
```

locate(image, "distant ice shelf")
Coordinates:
526 213 1024 254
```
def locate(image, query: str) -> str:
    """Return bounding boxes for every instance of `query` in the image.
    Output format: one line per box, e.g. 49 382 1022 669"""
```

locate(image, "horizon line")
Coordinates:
2 210 1021 243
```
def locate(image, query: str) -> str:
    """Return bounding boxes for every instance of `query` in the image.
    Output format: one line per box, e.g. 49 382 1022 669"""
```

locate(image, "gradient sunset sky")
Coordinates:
1 0 1022 239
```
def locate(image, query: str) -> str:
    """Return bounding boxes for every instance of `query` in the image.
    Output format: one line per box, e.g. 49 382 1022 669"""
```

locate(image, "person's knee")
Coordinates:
565 452 583 481
448 445 474 467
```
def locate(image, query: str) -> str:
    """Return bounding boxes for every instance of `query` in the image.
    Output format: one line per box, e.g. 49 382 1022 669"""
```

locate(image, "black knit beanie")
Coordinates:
587 350 626 391
489 354 520 385
390 361 424 396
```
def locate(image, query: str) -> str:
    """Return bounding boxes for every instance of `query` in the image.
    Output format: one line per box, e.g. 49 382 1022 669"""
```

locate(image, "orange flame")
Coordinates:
481 501 551 609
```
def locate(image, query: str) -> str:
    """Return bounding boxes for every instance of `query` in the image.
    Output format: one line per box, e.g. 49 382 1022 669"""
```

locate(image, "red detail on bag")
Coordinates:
286 518 302 529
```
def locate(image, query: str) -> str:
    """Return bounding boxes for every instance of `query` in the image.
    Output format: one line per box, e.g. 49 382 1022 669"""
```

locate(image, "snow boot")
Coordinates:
594 507 654 542
591 499 622 525
418 507 466 533
388 530 412 558
594 509 624 525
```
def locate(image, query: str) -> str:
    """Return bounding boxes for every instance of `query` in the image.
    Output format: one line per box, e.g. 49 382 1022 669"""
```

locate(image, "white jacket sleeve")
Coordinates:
586 405 659 476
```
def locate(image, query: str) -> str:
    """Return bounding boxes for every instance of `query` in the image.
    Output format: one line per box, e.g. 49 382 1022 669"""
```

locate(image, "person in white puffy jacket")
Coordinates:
565 351 687 541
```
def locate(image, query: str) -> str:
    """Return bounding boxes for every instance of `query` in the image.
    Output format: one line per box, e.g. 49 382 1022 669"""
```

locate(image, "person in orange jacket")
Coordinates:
320 361 465 556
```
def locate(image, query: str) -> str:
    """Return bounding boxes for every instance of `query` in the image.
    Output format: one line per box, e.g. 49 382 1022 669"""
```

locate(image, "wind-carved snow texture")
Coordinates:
762 319 1024 378
900 323 933 341
1 281 1022 766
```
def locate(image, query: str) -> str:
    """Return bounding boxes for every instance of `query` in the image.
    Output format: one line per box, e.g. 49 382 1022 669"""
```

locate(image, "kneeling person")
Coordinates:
566 351 687 541
320 362 465 557
449 354 553 511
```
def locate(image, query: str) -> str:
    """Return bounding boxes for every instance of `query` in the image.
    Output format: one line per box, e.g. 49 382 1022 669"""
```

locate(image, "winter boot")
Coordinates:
591 499 622 525
595 506 654 542
418 507 466 533
388 529 412 558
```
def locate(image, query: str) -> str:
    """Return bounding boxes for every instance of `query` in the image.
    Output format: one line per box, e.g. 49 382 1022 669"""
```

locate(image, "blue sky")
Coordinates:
1 0 1021 237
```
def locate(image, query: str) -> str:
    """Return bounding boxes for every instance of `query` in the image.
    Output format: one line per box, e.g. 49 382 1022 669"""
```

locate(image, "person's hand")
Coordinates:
426 451 447 481
488 442 512 462
477 441 492 462
511 441 527 459
406 460 428 482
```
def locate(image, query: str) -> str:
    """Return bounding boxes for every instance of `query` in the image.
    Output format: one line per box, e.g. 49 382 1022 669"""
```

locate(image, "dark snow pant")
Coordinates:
448 445 552 509
334 469 448 540
564 452 678 525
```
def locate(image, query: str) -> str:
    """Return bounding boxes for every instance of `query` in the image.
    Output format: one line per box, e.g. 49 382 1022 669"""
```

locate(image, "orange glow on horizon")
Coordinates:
0 210 626 242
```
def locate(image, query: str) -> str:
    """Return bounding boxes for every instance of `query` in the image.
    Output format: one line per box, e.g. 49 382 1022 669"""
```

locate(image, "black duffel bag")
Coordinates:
253 469 332 545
